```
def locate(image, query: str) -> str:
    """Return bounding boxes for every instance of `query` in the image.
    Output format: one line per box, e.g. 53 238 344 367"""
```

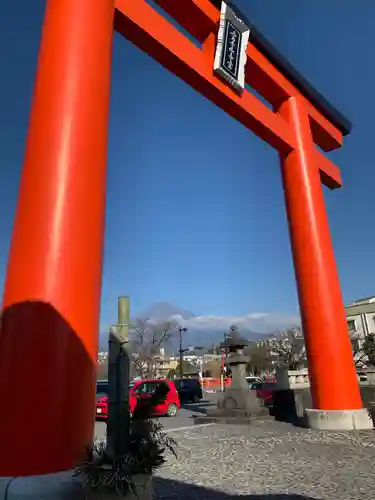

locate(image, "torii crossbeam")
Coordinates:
0 0 367 478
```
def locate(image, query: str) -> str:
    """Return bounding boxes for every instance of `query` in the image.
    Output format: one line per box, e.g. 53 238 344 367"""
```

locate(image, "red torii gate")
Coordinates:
0 0 366 477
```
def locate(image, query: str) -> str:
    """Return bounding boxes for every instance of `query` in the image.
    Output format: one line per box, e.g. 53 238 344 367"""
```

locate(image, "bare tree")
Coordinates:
246 342 272 375
350 330 375 367
364 334 375 366
349 329 368 367
202 359 221 378
266 328 306 370
96 359 108 380
168 360 197 379
130 318 177 377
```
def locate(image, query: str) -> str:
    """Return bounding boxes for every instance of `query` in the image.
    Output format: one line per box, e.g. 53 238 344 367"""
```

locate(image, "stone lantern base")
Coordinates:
195 329 269 424
195 387 268 425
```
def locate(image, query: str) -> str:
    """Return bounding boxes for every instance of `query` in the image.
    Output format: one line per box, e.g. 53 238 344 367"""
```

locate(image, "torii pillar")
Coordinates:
0 0 114 477
278 96 368 429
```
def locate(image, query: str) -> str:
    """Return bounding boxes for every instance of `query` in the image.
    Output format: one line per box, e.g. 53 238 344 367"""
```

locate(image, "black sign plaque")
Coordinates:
220 20 242 80
213 2 250 94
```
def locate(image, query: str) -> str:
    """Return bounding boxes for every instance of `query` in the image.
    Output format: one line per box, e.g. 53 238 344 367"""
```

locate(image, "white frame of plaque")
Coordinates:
213 2 251 94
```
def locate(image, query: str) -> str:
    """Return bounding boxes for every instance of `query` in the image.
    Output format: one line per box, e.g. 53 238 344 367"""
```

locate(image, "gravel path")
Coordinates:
154 419 375 500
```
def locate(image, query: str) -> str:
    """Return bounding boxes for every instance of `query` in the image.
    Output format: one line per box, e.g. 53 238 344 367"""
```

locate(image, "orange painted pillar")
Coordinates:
0 0 114 475
279 96 362 411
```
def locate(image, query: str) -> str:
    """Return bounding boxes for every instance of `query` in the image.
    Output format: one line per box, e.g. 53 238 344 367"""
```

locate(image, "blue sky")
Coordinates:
0 1 374 334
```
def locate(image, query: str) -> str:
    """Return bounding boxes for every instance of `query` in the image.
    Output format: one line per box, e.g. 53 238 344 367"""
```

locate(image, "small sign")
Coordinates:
213 2 251 94
221 20 241 80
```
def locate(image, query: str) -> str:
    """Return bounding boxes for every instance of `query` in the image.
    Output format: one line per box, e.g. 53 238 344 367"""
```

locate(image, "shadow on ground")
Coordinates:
154 478 316 500
181 400 215 415
182 394 308 427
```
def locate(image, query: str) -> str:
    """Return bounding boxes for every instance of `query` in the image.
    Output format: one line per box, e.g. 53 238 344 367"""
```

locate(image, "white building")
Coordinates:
345 295 375 340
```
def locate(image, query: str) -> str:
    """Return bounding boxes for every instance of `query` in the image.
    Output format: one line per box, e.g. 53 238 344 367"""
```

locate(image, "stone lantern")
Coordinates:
204 327 266 423
220 328 249 390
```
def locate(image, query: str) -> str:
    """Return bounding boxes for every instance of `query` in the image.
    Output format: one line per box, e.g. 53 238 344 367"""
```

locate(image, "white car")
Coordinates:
246 376 262 384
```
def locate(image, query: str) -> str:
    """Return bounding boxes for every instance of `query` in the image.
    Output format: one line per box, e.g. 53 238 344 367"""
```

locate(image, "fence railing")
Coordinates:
200 377 232 391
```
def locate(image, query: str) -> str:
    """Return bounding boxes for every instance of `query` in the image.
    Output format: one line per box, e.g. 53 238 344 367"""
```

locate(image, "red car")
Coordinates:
96 379 180 419
255 381 277 407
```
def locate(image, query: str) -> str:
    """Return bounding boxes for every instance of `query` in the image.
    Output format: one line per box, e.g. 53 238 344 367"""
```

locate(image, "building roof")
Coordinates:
347 296 375 306
352 295 375 303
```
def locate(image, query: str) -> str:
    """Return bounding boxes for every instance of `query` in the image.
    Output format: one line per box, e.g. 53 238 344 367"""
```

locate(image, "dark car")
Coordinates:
174 378 203 403
249 381 263 391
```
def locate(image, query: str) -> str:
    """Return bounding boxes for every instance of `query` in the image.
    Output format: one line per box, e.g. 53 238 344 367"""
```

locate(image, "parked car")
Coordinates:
248 381 263 391
246 376 262 387
255 381 277 407
95 379 180 419
174 378 203 403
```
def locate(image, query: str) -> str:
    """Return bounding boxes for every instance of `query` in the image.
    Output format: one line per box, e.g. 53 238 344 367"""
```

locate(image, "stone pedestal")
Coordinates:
204 388 267 424
306 408 373 430
0 471 153 500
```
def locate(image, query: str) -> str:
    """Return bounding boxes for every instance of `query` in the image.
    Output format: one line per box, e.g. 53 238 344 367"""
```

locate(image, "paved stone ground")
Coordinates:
94 395 219 439
154 419 375 500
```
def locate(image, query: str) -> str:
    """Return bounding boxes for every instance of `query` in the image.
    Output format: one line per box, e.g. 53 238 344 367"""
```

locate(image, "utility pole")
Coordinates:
106 296 131 458
220 347 226 392
178 327 188 386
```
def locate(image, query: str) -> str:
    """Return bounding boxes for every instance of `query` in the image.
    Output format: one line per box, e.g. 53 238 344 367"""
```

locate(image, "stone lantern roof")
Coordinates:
220 329 248 350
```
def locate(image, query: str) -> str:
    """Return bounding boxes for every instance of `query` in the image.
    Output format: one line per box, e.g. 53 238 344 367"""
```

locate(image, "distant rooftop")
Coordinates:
347 296 375 306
